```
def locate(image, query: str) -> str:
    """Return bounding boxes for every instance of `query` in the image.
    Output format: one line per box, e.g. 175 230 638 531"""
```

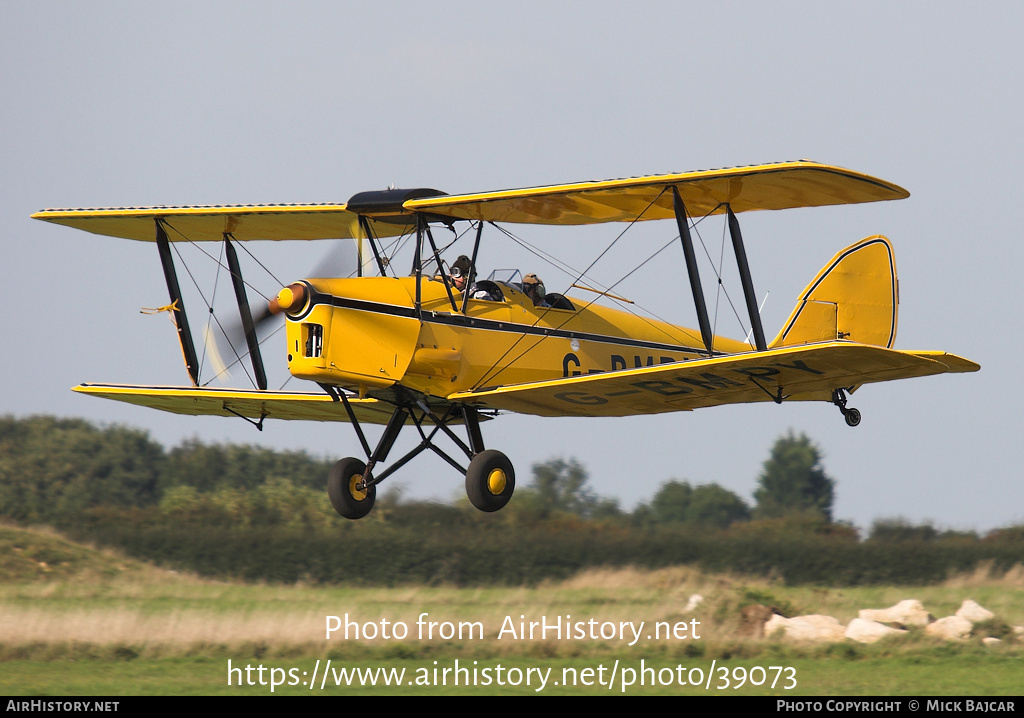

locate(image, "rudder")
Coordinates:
770 236 898 349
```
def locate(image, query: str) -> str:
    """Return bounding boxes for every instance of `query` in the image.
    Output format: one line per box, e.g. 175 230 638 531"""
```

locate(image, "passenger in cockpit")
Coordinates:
522 273 550 308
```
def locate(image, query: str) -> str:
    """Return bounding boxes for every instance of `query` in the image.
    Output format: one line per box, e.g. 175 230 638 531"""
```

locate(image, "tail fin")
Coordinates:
770 236 898 349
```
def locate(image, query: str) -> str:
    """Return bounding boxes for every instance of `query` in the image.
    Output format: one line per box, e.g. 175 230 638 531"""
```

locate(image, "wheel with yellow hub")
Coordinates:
465 450 515 512
327 457 376 519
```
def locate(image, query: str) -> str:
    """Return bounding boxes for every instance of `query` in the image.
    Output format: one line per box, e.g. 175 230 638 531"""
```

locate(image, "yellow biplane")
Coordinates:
33 160 978 519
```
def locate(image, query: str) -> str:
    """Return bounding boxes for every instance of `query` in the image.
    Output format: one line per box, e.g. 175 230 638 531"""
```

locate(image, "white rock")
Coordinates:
684 594 704 612
764 614 790 638
859 599 932 627
925 616 973 641
956 600 994 623
983 637 1002 647
845 618 907 644
768 615 846 643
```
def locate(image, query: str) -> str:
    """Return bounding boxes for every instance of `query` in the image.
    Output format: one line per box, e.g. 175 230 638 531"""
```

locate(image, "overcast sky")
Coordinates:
2 1 1020 532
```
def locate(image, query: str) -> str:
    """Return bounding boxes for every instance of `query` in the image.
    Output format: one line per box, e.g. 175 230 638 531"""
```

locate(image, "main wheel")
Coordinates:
844 408 862 427
465 450 515 513
327 457 376 519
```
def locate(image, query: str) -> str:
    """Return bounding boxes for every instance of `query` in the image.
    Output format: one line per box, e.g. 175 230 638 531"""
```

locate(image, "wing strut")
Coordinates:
727 205 767 352
460 220 484 314
357 216 389 277
672 188 715 356
223 235 268 390
413 215 424 320
425 225 459 313
155 220 200 386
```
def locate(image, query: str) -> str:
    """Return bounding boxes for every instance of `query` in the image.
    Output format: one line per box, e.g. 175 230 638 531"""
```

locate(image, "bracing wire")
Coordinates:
168 238 257 389
471 199 766 389
472 189 671 389
691 212 750 349
196 240 227 382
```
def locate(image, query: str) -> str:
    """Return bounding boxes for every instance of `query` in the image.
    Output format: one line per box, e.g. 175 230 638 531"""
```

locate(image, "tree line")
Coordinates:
0 414 1019 585
0 415 839 530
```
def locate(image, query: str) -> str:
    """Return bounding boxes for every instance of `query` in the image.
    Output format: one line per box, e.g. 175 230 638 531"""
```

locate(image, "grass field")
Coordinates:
2 525 1022 696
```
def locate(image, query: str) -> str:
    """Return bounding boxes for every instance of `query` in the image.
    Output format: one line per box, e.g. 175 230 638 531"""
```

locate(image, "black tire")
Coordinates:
845 408 862 427
327 457 376 519
465 450 515 512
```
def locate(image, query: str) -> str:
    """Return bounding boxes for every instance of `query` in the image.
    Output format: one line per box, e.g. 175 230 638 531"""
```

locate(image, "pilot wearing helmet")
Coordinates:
449 255 501 301
449 255 474 293
522 273 550 308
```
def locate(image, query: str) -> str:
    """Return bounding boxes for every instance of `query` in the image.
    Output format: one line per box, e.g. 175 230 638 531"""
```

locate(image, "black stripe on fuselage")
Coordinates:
297 290 707 357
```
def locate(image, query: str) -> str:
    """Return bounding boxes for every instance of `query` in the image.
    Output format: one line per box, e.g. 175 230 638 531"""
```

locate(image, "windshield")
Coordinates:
486 268 522 286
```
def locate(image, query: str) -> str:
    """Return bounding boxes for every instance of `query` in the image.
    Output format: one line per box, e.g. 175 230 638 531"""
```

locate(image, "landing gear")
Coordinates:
465 450 515 512
831 389 862 427
326 395 515 520
327 457 376 519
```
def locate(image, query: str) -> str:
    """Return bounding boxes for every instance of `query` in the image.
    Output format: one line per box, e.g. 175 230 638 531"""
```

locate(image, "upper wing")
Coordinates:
446 343 978 417
74 384 400 424
34 161 906 238
404 160 909 226
31 203 410 242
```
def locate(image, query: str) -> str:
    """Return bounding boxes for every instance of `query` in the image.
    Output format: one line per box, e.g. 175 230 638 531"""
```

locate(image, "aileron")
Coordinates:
33 204 392 242
74 384 398 424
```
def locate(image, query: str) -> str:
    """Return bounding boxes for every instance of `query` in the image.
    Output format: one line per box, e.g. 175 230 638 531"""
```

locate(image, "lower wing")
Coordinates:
447 343 979 417
74 384 398 424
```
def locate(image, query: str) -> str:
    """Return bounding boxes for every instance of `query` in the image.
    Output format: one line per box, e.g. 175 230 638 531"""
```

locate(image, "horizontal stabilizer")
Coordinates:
905 351 982 373
447 342 978 417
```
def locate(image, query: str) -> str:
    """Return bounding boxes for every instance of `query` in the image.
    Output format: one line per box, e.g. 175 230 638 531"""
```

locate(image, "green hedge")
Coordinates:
62 509 1024 587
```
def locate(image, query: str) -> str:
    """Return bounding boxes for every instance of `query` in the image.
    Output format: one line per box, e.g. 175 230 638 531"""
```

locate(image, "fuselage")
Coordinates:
282 275 752 400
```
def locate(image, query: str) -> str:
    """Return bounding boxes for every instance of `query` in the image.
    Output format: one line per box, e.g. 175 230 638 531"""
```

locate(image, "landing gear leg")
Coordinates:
327 396 517 518
832 389 862 427
328 403 407 520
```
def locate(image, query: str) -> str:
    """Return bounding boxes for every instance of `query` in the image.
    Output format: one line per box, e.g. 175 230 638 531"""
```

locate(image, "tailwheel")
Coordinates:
327 457 376 519
831 389 862 428
465 450 515 513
